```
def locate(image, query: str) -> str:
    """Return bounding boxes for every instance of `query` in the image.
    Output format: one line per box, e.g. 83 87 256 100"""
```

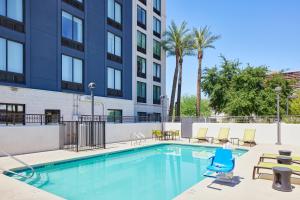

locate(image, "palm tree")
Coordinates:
194 26 220 117
162 21 190 120
175 34 195 118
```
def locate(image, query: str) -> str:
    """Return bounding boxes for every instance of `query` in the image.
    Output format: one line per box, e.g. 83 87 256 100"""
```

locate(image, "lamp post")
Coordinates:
286 94 298 115
160 95 166 132
88 82 96 146
275 86 282 145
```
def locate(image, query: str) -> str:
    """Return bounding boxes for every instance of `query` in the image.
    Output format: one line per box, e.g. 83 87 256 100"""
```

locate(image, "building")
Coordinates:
132 0 166 120
0 0 166 122
282 71 300 90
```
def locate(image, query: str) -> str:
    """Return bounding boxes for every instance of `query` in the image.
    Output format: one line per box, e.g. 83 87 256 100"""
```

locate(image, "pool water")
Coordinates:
9 144 246 200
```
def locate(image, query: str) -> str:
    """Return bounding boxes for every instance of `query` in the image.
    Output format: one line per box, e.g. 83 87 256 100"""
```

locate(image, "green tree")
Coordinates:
162 21 190 119
175 34 194 117
194 27 220 117
202 56 294 116
290 91 300 115
180 95 212 117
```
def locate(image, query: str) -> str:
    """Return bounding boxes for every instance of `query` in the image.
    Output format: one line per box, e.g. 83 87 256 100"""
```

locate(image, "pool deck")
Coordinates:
0 140 300 200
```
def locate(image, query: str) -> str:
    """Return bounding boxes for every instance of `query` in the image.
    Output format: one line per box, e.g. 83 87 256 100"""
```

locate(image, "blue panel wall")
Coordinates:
0 0 132 100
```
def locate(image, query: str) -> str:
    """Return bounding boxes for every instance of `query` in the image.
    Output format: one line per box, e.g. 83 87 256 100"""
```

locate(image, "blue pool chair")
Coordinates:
206 148 235 173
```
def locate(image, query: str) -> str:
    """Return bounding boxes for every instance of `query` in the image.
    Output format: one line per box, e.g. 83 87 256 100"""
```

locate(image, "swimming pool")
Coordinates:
8 144 246 200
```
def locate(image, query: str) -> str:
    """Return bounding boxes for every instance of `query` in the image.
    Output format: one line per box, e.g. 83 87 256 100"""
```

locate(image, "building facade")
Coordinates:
0 0 166 122
132 0 166 120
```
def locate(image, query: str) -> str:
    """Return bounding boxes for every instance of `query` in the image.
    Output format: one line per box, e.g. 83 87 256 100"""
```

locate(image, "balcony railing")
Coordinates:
0 113 63 126
0 15 24 33
0 71 25 84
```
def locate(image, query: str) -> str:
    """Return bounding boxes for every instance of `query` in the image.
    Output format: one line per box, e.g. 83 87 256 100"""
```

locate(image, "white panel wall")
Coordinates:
0 85 134 121
106 123 161 143
0 125 60 156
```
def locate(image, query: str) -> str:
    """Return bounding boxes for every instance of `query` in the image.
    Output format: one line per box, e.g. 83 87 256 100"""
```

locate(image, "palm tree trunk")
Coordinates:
196 50 203 117
175 58 183 120
168 53 179 120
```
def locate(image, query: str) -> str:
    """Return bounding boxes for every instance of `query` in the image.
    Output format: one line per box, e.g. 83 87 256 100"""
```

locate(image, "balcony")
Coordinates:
62 0 84 11
61 37 84 51
107 53 122 64
137 21 146 30
107 88 123 97
0 71 25 84
107 18 122 30
153 53 161 60
139 0 147 5
137 96 146 103
153 31 161 39
137 71 146 79
61 81 83 92
0 16 24 33
153 76 161 83
137 46 146 54
153 8 161 16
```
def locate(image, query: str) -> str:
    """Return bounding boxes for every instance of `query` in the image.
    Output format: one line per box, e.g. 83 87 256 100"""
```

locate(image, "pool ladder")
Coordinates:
130 132 146 146
0 150 36 179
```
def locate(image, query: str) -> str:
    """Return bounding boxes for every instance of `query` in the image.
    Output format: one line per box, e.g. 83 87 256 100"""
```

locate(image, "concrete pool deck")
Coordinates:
0 140 300 200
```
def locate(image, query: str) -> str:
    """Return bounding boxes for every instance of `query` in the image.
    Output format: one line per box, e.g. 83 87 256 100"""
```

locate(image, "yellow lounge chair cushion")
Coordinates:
218 128 230 140
196 128 208 139
257 162 300 172
262 153 300 161
242 129 255 142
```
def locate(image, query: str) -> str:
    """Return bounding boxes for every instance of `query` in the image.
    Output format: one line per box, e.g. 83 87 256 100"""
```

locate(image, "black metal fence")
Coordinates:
61 121 106 152
0 113 63 125
80 115 161 123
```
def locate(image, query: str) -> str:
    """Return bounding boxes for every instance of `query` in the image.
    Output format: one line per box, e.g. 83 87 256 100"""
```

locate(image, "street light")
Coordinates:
160 95 167 132
275 86 282 145
286 94 298 115
88 82 96 121
88 82 96 146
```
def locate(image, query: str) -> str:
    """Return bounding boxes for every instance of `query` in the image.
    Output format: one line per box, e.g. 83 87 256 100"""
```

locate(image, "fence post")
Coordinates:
76 121 79 152
103 121 106 149
40 114 43 125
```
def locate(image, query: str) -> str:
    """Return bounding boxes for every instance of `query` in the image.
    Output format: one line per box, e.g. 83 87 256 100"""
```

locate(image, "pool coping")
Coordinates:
0 140 249 200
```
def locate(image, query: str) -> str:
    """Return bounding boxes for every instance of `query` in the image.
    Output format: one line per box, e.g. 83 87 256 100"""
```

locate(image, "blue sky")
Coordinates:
165 0 300 97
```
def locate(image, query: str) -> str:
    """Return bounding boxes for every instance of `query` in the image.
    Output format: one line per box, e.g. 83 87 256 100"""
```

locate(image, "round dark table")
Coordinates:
277 156 292 165
279 150 292 156
272 167 292 192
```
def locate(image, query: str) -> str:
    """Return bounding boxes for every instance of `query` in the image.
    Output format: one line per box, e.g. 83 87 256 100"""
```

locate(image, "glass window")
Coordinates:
108 0 122 24
153 63 161 78
137 81 146 99
137 56 146 76
73 58 83 83
62 11 83 43
107 67 122 90
73 17 83 43
7 40 23 73
137 31 146 49
0 38 6 71
2 0 23 22
0 0 5 16
153 85 161 103
0 38 23 74
153 0 161 12
153 39 161 58
107 32 122 57
137 6 146 27
153 17 161 34
107 109 122 123
62 54 83 84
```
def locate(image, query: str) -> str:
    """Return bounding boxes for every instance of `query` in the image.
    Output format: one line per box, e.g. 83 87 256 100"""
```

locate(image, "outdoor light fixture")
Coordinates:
286 94 298 115
275 86 282 145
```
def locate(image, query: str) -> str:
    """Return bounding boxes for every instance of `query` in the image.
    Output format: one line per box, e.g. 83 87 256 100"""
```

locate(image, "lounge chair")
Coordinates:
206 148 235 173
152 130 163 140
232 128 256 147
213 128 230 144
253 162 300 179
260 153 300 164
195 128 208 142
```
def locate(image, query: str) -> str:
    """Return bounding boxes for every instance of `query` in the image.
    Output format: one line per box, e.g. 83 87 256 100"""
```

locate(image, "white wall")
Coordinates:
106 123 161 143
0 125 60 156
0 85 134 121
